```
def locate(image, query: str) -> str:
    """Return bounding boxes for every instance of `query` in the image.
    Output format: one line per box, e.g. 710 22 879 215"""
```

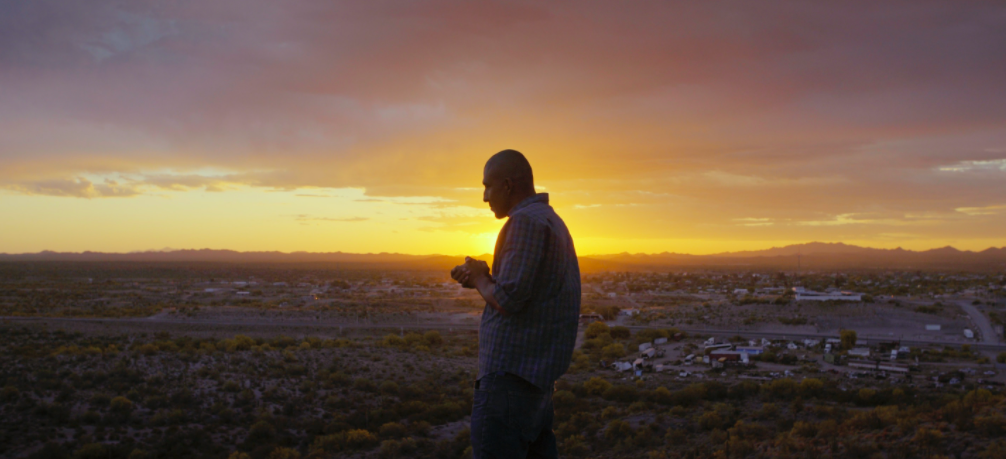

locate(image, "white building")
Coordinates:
794 287 862 302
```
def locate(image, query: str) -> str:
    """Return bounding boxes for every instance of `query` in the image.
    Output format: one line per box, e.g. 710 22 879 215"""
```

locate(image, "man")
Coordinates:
451 149 581 459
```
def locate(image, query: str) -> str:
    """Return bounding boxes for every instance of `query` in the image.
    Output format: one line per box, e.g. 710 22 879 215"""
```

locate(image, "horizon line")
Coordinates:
2 241 1005 258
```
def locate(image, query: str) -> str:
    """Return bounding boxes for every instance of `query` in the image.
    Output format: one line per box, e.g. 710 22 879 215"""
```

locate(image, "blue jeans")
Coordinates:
471 372 557 459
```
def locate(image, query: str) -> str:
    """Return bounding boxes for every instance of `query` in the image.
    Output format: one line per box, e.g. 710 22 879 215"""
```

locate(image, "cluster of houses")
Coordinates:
609 337 670 375
607 334 917 377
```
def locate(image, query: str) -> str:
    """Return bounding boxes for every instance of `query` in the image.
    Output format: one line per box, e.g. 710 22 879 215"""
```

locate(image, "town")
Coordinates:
2 261 1006 458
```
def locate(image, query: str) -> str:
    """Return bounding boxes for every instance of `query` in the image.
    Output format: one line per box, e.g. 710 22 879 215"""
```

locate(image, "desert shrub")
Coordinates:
585 322 610 339
982 440 1006 459
798 378 824 397
602 385 639 403
378 438 418 459
858 388 876 404
268 447 300 459
728 381 760 399
696 411 724 431
790 421 817 438
1 385 19 402
72 444 107 459
423 330 443 346
382 335 405 347
634 329 668 344
379 422 407 439
764 378 797 399
601 343 626 360
379 381 399 395
649 386 672 405
604 420 634 445
353 378 377 392
109 396 134 415
553 390 576 409
673 384 707 406
247 420 277 442
345 429 378 449
976 414 1006 437
28 442 70 459
583 377 612 396
225 335 255 352
89 393 111 408
840 329 857 350
329 372 350 386
559 435 589 457
610 326 631 339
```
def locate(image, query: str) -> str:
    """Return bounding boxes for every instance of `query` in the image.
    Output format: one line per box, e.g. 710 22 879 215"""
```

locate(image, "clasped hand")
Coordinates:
451 257 490 289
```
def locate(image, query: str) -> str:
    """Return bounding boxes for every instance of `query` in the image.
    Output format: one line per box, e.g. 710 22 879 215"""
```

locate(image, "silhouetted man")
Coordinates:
451 149 581 459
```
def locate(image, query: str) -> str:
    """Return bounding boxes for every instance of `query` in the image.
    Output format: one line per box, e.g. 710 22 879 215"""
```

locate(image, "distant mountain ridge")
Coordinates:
2 243 1005 271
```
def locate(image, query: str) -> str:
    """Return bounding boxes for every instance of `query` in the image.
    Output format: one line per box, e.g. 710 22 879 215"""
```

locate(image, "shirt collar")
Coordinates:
510 193 548 215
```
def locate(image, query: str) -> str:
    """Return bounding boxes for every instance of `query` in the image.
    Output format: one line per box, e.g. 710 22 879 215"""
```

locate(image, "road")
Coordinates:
955 300 999 344
6 315 1006 352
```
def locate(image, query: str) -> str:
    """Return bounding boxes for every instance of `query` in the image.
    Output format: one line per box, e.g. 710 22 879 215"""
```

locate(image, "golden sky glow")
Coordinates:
2 1 1006 255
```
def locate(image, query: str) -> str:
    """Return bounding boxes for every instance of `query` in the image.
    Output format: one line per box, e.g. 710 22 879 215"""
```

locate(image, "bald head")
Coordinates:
482 149 536 219
484 149 535 195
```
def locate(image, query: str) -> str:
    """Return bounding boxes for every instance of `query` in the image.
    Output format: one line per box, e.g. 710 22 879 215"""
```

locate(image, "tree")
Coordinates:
840 329 857 350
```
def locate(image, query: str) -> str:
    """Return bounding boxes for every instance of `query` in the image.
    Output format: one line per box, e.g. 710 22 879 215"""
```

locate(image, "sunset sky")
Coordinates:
2 1 1006 256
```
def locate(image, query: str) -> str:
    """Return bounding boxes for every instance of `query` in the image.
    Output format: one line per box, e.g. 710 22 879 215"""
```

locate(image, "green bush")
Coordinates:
585 322 610 339
583 377 613 396
379 422 407 439
601 343 626 360
602 385 639 403
610 326 631 339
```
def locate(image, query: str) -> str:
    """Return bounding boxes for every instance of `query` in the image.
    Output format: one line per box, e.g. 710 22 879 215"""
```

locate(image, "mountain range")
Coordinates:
2 242 1006 271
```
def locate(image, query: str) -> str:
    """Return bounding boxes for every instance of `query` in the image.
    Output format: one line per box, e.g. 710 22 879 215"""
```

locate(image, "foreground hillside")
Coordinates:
3 324 1006 459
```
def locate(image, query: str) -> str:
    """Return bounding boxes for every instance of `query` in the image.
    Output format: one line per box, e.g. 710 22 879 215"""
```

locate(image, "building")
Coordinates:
735 346 764 355
704 343 733 354
848 359 909 373
848 348 871 358
794 287 862 302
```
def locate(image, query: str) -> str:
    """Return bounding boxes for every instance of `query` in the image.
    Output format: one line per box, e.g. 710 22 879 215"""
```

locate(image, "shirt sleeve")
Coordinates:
492 214 548 315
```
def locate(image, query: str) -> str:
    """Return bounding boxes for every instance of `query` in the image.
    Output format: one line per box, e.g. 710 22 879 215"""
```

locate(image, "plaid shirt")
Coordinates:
478 193 581 390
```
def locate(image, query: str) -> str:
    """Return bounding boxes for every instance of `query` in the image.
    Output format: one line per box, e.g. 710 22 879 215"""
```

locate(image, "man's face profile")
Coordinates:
483 165 508 220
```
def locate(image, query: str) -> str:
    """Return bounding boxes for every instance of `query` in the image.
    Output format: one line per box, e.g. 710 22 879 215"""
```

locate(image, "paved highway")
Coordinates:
955 300 999 344
5 315 1006 352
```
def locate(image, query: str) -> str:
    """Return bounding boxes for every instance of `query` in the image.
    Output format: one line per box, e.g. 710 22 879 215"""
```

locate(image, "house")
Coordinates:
794 287 862 302
611 361 633 372
848 348 871 358
735 346 763 355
